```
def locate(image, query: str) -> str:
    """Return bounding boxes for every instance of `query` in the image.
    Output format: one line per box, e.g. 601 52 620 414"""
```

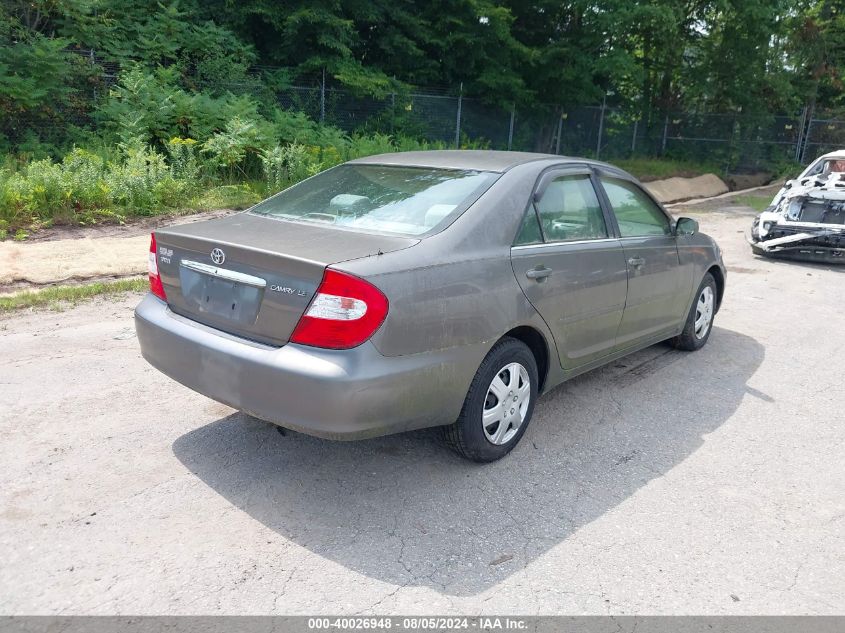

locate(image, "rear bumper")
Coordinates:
134 294 483 439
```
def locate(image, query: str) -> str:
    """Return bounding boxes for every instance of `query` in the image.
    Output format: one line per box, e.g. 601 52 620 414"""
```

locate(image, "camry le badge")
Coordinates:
210 248 225 265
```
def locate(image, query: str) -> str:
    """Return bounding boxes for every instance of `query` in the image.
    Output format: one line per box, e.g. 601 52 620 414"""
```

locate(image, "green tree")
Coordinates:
691 0 798 116
789 0 845 113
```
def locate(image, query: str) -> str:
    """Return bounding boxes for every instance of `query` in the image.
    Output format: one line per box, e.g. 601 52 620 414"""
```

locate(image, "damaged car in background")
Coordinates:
748 150 845 263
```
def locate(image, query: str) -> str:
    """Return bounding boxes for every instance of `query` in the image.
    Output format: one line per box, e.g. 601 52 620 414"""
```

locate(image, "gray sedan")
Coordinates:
135 151 726 462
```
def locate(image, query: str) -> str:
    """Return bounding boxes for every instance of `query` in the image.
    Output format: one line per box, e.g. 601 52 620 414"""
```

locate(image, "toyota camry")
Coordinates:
135 150 726 462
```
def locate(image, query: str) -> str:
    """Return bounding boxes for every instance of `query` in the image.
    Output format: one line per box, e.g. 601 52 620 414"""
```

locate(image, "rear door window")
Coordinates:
533 175 608 243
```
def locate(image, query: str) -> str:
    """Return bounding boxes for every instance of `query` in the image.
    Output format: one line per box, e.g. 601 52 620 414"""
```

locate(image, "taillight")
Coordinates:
290 269 388 350
148 233 167 301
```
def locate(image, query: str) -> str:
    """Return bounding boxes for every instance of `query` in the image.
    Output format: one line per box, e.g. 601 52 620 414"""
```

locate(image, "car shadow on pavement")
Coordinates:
172 326 764 596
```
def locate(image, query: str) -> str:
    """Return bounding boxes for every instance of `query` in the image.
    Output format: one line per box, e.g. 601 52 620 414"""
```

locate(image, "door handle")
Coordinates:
525 266 552 281
628 257 645 267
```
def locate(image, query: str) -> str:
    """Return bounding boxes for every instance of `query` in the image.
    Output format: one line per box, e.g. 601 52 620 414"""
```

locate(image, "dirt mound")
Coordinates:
0 236 148 287
725 172 774 190
644 174 729 203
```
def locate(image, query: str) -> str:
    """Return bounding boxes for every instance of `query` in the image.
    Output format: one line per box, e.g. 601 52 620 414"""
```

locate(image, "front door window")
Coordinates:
600 178 671 237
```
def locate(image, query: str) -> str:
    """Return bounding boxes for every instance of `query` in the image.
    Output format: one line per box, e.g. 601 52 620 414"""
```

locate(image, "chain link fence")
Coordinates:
5 52 845 174
272 74 843 173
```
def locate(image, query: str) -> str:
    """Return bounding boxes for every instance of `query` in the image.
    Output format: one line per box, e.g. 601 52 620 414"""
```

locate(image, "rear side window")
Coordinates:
600 177 671 237
250 164 498 237
534 175 607 243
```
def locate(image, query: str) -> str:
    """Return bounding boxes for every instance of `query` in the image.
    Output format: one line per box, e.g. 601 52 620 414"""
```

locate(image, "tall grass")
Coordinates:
0 129 469 239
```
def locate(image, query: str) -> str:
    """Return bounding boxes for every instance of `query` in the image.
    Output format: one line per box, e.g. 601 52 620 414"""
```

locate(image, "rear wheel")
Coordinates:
672 272 717 351
444 337 538 462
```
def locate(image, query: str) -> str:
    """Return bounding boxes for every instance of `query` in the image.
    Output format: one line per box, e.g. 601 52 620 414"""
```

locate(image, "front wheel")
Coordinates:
672 272 717 351
443 337 538 462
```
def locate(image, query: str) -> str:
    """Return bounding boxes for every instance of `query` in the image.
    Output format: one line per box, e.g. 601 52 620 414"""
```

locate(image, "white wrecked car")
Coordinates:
748 150 845 263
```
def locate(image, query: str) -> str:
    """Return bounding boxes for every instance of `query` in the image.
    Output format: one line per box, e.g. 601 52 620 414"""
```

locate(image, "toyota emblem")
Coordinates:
210 247 225 265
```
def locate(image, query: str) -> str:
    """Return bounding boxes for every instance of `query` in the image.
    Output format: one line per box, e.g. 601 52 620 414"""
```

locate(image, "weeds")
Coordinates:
0 126 465 238
735 194 774 212
2 71 730 240
0 278 148 313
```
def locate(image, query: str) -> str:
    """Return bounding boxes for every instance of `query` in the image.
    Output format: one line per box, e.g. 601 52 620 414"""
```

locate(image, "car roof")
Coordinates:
348 150 588 173
816 150 845 160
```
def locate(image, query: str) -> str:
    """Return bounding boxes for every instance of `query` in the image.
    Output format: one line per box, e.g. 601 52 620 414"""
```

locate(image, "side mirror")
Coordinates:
675 217 699 236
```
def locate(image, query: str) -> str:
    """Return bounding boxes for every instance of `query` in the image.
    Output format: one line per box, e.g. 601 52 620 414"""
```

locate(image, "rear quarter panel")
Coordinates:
339 162 563 387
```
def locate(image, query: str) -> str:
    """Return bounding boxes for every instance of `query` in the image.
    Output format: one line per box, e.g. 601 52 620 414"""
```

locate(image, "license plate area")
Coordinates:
179 262 265 326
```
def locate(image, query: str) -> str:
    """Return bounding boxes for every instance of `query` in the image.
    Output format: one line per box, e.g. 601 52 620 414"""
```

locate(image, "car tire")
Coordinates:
443 337 539 463
672 272 717 351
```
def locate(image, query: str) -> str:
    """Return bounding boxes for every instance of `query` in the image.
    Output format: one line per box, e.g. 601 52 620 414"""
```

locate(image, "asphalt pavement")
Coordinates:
1 204 842 614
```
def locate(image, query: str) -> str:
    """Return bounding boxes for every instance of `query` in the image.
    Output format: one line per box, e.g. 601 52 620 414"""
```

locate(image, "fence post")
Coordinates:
596 94 607 159
320 68 326 123
800 103 816 164
725 115 738 179
661 114 669 155
391 90 396 135
455 83 463 148
508 105 515 151
794 105 807 162
631 119 638 155
555 111 563 154
90 49 98 101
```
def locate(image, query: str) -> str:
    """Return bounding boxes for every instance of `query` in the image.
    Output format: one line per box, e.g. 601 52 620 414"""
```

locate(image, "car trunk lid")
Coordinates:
153 213 417 346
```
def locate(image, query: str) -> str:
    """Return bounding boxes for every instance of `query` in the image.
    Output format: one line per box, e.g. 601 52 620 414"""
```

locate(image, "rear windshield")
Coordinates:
249 164 498 236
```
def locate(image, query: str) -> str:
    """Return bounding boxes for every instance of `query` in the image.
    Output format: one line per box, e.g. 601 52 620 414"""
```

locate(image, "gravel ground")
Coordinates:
1 204 843 615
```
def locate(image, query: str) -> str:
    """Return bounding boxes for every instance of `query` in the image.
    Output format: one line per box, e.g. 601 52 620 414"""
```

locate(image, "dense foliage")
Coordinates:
0 0 842 236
